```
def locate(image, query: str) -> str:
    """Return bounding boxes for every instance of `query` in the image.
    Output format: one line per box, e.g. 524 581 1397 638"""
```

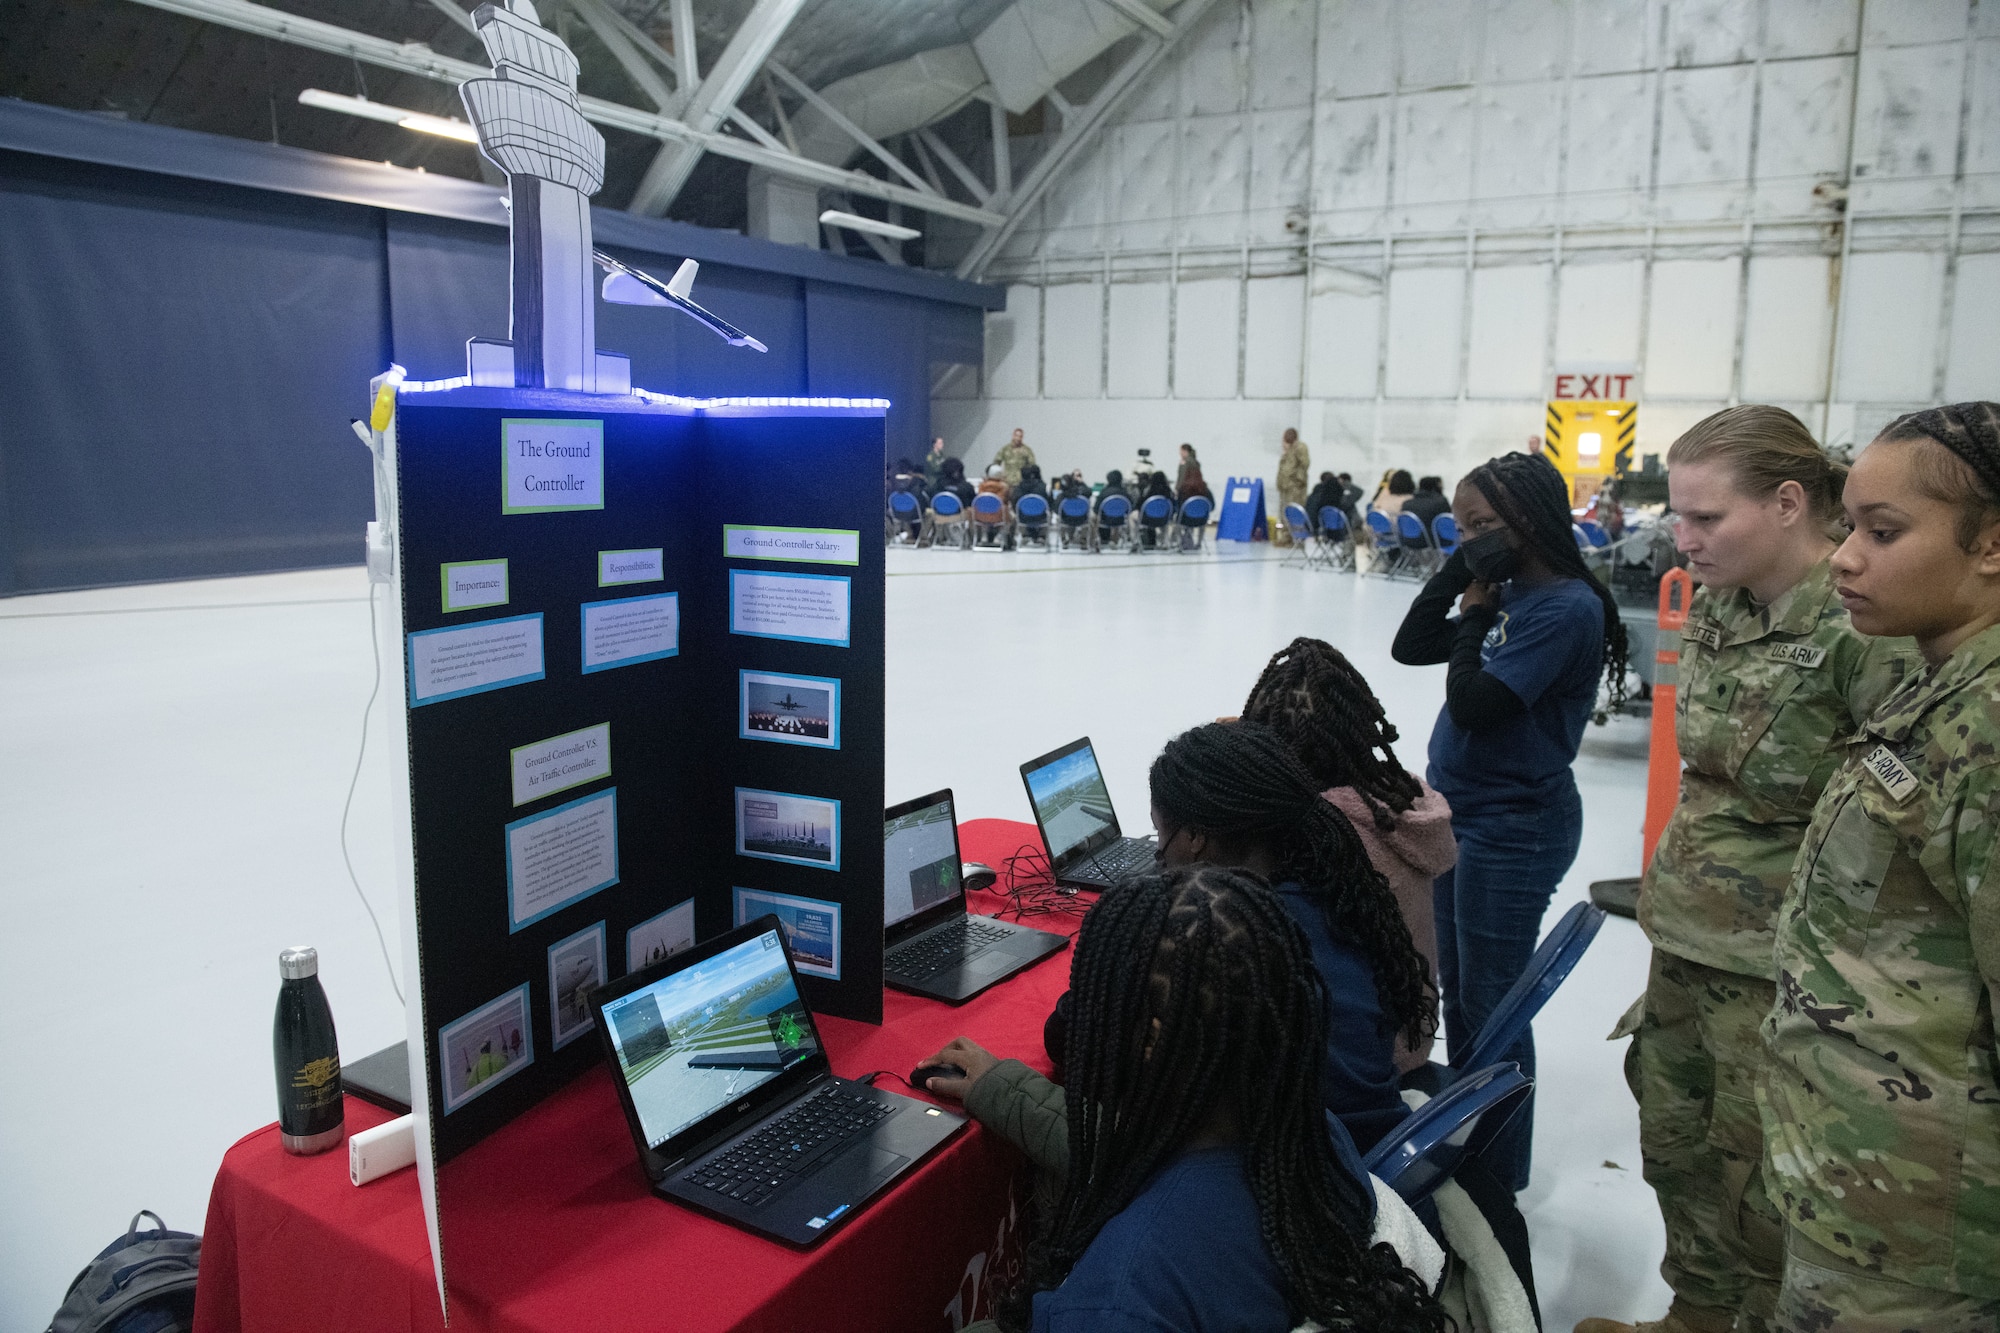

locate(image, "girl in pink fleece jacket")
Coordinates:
1244 637 1458 1072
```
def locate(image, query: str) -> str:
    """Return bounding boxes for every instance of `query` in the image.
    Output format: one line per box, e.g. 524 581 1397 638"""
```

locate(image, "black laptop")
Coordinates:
882 789 1068 1003
590 917 965 1246
1019 737 1158 890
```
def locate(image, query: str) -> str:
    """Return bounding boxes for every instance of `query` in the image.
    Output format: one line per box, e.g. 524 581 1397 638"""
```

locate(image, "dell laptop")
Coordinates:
1019 737 1158 891
882 789 1068 1003
590 917 965 1246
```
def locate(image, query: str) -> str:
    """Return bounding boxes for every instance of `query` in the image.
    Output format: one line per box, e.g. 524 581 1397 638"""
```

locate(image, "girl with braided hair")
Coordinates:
1755 402 2000 1331
1390 449 1628 1194
1242 637 1457 1073
1147 720 1434 1151
928 867 1449 1333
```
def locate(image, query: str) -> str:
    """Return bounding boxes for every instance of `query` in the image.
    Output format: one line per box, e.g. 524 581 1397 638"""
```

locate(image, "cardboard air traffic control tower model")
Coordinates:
358 3 885 1314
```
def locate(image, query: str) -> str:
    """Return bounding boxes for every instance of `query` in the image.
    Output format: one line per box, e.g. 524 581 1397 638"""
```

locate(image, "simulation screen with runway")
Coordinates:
884 798 961 928
1024 744 1118 859
600 929 820 1149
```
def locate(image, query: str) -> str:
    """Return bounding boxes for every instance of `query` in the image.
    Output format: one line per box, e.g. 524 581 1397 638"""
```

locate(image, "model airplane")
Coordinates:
594 251 769 353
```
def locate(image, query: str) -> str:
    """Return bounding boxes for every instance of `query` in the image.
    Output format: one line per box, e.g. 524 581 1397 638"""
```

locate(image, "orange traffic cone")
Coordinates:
1641 568 1694 871
1591 567 1694 918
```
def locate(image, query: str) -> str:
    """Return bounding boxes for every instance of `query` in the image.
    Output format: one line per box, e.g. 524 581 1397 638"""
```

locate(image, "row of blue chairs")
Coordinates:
889 490 1214 553
1282 505 1462 580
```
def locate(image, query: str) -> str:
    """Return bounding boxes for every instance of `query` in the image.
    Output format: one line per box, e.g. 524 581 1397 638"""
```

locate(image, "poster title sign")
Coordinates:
724 525 860 566
510 722 611 807
503 418 604 514
1551 362 1638 401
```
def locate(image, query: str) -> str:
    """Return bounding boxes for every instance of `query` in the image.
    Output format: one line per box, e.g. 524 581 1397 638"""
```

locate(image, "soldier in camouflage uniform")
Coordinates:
992 427 1036 489
1275 428 1310 546
1580 407 1913 1333
1759 403 2000 1332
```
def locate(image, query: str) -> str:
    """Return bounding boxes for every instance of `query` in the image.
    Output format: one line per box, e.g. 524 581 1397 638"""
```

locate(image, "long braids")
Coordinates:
1000 868 1448 1333
1464 451 1632 710
1243 636 1424 832
1148 721 1434 1052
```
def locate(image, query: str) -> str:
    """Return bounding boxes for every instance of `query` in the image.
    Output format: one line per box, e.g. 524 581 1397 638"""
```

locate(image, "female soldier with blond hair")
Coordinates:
1579 406 1912 1333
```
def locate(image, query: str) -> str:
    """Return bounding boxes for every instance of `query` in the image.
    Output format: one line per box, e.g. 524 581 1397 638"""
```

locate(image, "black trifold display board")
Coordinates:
393 387 885 1164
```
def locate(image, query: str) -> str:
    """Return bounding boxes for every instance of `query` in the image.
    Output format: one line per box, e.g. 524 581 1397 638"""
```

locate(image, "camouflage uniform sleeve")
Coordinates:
1837 632 1917 728
1938 762 2000 999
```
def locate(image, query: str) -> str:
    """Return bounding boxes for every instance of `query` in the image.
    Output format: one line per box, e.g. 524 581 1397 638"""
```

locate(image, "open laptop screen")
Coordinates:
884 793 963 929
599 928 821 1150
1023 740 1118 862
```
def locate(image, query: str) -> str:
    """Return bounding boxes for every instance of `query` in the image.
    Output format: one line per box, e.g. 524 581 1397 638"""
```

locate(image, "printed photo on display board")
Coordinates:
626 899 696 972
438 984 534 1114
734 887 842 979
735 787 841 870
738 670 840 749
546 923 606 1051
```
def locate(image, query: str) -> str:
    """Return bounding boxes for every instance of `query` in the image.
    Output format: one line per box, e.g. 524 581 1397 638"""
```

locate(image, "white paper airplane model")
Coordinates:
594 252 769 354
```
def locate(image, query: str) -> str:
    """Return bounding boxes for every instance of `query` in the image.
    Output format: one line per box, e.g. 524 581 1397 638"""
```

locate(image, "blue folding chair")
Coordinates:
1432 512 1460 557
1396 511 1439 577
1135 494 1174 551
887 490 921 543
971 491 1008 548
1173 495 1213 551
1096 493 1132 550
1057 495 1092 549
1363 510 1400 575
1578 519 1610 548
1282 503 1324 568
1015 493 1050 549
1364 1062 1533 1204
923 491 968 549
1454 901 1607 1076
1317 506 1354 570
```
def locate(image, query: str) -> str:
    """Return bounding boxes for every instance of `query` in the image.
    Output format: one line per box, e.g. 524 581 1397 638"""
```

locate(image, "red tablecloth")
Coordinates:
193 820 1078 1333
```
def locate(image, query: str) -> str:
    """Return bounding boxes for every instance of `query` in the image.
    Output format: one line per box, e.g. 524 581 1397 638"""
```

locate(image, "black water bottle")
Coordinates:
274 946 344 1155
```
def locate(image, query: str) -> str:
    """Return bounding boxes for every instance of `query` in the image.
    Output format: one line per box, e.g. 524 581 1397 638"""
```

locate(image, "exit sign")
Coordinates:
1551 362 1638 400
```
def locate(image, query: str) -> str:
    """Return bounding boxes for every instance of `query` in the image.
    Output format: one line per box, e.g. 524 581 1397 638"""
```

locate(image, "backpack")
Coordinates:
47 1211 201 1333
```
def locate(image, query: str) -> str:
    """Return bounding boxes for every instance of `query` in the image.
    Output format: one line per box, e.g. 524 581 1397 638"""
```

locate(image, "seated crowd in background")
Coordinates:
887 433 1219 549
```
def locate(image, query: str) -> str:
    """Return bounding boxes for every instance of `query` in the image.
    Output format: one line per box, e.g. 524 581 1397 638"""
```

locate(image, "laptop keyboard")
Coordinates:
885 917 1013 980
1075 839 1154 881
682 1083 893 1209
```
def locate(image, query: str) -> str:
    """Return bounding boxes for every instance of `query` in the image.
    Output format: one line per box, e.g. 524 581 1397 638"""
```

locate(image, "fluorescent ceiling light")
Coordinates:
298 89 479 144
818 209 921 241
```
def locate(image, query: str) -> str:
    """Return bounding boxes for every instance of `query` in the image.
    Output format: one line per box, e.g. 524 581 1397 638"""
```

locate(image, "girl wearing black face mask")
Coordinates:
1389 452 1630 1196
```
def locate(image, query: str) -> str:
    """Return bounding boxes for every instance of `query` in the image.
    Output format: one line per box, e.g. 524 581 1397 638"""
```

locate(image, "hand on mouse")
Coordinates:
917 1036 1000 1101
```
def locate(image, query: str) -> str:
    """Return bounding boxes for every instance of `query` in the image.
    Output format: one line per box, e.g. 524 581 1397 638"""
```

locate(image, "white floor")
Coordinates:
0 543 1671 1331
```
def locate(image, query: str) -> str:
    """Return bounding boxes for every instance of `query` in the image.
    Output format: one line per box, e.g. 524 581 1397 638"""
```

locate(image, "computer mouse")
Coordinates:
911 1061 967 1091
961 861 998 892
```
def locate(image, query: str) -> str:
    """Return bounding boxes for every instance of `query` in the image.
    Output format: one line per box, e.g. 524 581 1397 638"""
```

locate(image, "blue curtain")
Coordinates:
0 151 387 593
0 151 983 595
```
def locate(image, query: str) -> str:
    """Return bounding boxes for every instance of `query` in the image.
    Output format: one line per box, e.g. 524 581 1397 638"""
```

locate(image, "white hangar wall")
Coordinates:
934 0 2000 497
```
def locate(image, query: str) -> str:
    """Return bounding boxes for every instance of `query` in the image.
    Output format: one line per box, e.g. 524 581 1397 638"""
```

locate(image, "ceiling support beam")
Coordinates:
956 0 1219 279
115 0 1005 227
668 0 697 88
989 100 1012 200
625 0 807 216
422 0 477 38
765 62 937 198
1101 0 1176 40
917 127 992 206
568 0 676 113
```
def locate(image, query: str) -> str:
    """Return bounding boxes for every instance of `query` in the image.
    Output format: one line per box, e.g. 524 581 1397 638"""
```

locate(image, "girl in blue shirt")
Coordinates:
997 867 1446 1333
1392 450 1631 1193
